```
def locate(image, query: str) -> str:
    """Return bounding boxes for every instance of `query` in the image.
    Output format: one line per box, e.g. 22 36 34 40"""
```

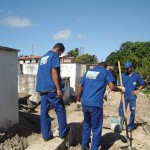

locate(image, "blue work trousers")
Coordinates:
40 94 68 139
118 98 136 129
82 106 103 150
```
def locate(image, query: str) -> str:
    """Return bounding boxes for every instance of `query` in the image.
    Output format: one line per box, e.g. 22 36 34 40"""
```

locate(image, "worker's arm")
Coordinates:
132 85 144 96
76 84 83 110
108 82 125 92
52 68 62 98
76 84 83 102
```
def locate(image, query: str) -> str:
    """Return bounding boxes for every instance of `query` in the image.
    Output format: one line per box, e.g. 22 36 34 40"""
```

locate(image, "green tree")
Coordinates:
136 57 150 89
105 41 150 87
67 48 79 58
75 53 98 64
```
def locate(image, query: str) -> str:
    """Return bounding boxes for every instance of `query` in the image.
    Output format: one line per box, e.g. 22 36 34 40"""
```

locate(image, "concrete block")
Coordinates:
25 137 66 150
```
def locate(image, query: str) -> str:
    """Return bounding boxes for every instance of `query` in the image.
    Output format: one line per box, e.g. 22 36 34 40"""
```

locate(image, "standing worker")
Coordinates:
36 43 69 141
76 62 125 150
118 62 144 131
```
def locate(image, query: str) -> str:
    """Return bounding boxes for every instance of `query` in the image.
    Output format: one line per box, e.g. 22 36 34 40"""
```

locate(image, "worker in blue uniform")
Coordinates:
76 62 125 150
118 62 144 131
36 43 69 141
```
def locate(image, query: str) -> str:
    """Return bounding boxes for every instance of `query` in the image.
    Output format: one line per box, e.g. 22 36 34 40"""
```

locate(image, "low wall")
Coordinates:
19 63 82 96
18 74 37 94
18 75 70 103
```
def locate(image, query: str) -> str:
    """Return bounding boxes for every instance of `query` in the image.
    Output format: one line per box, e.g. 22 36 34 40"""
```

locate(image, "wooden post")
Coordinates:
118 61 130 143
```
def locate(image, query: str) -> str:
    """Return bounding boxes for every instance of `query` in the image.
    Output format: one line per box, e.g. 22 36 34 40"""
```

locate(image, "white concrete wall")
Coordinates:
0 48 19 129
25 60 30 64
22 63 38 75
18 74 41 104
61 63 81 96
18 74 37 94
81 64 90 77
19 63 81 96
19 60 24 64
18 75 70 103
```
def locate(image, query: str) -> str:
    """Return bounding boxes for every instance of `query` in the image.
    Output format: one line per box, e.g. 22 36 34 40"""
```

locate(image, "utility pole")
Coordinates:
32 44 34 63
32 44 34 56
80 47 84 55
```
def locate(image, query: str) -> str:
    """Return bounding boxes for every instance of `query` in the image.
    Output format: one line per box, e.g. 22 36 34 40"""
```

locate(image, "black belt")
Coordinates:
40 90 57 95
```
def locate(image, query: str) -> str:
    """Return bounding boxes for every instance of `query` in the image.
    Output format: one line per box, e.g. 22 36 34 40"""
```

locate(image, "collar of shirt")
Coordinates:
125 72 136 77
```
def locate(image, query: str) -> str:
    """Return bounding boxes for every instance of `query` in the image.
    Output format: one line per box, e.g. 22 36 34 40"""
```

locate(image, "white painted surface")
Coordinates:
19 63 81 97
81 64 90 77
22 63 38 75
18 74 37 94
0 48 19 129
18 75 70 103
61 63 81 96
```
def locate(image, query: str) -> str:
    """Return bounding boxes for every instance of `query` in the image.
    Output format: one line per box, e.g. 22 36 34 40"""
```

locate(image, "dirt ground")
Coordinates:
101 92 150 150
0 92 150 150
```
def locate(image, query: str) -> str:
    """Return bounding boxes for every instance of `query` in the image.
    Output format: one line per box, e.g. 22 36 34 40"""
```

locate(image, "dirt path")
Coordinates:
101 92 150 150
0 93 150 150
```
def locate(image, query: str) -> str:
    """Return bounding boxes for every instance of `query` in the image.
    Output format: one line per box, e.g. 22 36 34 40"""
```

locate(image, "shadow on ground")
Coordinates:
0 111 42 143
100 131 127 150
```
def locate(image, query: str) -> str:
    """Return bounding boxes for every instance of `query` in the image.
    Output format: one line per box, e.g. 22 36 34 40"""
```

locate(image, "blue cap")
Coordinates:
124 62 132 68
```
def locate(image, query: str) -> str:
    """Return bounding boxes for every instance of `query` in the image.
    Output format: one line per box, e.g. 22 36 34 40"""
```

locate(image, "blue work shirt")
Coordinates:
80 67 115 108
36 50 61 92
122 72 144 100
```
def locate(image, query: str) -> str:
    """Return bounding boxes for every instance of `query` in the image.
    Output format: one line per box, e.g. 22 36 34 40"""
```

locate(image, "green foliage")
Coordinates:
67 48 79 58
142 89 150 98
67 48 98 64
136 57 150 79
105 41 150 88
75 53 98 64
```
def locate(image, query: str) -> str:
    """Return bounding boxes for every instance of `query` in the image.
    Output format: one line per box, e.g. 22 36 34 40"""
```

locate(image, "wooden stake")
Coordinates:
118 61 131 147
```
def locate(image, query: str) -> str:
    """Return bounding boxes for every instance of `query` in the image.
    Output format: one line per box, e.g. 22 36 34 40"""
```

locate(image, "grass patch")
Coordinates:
142 89 150 98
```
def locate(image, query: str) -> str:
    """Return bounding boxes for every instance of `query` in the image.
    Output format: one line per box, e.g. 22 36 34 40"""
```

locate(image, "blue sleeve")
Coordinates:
51 54 60 68
106 70 115 84
137 74 145 85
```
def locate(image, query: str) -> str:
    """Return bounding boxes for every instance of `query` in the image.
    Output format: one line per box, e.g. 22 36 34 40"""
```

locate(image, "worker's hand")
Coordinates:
56 89 63 98
132 90 139 96
76 101 82 111
120 86 125 93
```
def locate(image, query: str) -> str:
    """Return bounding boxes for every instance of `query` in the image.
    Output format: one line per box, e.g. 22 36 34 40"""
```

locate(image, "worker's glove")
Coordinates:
120 86 125 93
76 101 82 111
